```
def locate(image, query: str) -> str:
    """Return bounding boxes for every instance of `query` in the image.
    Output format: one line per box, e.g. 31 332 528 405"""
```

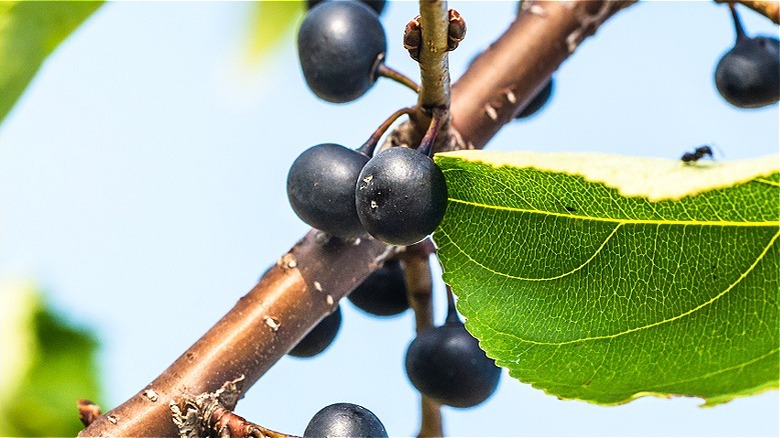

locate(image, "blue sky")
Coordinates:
1 1 778 436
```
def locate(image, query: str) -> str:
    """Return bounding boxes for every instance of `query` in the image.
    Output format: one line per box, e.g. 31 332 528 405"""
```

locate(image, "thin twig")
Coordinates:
399 239 443 438
418 0 451 110
404 0 454 153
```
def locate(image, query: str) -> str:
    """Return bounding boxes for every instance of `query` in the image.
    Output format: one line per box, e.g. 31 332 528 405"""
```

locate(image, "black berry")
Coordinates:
289 306 342 358
287 143 368 238
307 0 386 16
348 259 409 316
298 1 387 103
405 299 501 408
355 147 448 246
304 402 388 438
715 6 779 108
515 78 554 119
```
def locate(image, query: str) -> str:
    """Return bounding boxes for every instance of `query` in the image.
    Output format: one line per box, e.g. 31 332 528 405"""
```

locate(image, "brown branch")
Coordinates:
418 0 451 110
450 0 637 151
401 0 456 152
80 233 395 436
401 239 436 336
79 1 638 436
717 0 780 24
399 239 443 438
168 376 297 438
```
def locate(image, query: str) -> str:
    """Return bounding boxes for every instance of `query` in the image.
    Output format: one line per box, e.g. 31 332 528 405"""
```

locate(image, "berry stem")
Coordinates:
397 0 454 156
356 107 414 157
445 284 460 324
417 107 446 157
398 239 443 438
728 3 748 42
376 64 421 94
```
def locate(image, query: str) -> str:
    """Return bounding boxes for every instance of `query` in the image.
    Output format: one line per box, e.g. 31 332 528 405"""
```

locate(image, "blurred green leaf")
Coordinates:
0 1 102 124
0 281 101 437
435 151 779 406
245 1 303 63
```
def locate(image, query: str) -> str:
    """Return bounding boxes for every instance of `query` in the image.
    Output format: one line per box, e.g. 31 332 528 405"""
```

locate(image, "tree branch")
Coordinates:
79 1 638 436
418 0 451 110
450 0 637 151
398 0 456 153
719 0 780 24
399 240 443 438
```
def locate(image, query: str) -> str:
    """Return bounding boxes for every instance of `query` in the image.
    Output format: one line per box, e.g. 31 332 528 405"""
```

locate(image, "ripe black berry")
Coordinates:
516 78 554 119
405 293 501 408
304 402 388 438
298 1 387 103
289 306 342 358
355 147 448 246
348 259 409 316
715 6 779 108
287 143 369 238
307 0 386 16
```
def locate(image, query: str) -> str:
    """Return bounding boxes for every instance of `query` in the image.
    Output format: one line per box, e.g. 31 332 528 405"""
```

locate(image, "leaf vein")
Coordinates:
479 229 780 346
437 225 622 281
447 198 779 227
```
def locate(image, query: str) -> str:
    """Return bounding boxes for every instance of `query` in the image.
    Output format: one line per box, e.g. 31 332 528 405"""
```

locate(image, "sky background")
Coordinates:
1 1 779 436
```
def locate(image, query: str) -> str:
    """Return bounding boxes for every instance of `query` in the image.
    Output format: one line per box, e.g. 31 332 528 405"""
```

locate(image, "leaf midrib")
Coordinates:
447 198 779 227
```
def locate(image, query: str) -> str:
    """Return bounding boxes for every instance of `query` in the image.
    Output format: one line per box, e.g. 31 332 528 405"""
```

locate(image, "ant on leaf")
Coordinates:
681 145 715 165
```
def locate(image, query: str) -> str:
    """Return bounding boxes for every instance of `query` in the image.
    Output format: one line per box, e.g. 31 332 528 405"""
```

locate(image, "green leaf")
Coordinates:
0 1 102 124
434 151 780 406
0 281 101 436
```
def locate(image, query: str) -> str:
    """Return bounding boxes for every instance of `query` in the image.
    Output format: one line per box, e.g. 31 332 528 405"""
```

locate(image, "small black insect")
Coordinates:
564 205 576 213
681 145 714 164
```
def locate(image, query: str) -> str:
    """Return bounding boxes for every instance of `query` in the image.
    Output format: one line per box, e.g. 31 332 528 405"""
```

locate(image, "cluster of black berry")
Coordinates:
289 0 447 247
287 137 448 247
715 4 779 108
286 1 501 435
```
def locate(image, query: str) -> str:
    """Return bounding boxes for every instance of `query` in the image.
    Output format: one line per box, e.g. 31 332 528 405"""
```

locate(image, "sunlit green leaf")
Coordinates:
0 1 102 124
434 151 779 406
0 281 101 436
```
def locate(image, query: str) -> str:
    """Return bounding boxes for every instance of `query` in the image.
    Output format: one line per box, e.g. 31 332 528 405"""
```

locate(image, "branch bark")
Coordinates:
417 0 451 110
79 1 637 436
451 0 637 151
720 0 780 24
